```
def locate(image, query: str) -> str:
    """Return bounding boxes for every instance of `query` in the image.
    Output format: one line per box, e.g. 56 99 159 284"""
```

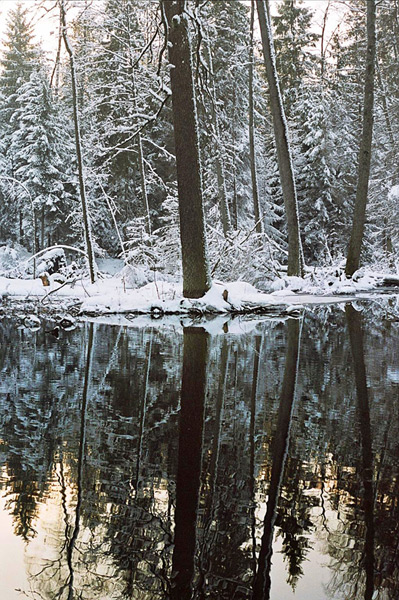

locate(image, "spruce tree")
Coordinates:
0 3 37 243
272 0 318 113
10 69 73 250
0 4 36 124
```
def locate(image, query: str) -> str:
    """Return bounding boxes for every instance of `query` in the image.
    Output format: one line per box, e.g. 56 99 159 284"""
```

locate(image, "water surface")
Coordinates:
0 302 398 599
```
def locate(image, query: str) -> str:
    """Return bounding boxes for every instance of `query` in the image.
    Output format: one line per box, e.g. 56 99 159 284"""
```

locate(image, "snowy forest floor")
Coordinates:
1 255 399 332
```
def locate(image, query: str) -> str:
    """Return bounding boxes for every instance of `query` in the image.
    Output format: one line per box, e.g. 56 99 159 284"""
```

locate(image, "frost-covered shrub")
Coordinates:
208 226 285 289
0 243 30 275
123 196 181 287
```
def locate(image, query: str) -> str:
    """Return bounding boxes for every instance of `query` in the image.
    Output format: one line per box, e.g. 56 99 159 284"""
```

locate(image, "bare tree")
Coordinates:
257 0 304 277
163 0 211 298
345 0 376 277
249 0 262 234
59 0 97 284
203 40 232 237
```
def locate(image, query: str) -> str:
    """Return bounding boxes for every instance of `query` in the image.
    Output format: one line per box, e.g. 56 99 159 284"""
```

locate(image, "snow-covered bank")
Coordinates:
0 266 397 320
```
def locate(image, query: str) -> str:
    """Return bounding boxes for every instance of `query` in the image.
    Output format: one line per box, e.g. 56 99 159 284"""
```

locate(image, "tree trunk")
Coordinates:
126 4 152 236
60 0 97 284
204 41 232 237
257 0 304 276
132 69 152 236
249 0 262 234
345 0 376 277
164 0 211 298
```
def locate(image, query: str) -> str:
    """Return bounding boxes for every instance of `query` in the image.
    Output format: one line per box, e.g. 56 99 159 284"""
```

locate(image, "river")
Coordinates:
0 300 398 599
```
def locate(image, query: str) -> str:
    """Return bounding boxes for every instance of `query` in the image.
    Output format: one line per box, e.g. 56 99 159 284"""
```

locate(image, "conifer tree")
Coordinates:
10 69 73 249
272 0 318 113
200 0 250 229
0 4 37 243
0 4 36 124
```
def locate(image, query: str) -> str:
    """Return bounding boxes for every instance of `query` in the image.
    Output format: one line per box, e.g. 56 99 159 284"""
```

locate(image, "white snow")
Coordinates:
388 185 399 202
0 266 393 318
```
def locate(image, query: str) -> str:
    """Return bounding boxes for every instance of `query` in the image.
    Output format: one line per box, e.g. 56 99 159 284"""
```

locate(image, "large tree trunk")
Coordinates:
257 0 304 276
345 0 376 277
249 0 262 234
60 0 97 284
164 0 211 298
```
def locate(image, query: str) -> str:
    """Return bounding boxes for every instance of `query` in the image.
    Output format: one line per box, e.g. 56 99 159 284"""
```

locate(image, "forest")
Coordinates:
0 0 397 305
2 3 399 598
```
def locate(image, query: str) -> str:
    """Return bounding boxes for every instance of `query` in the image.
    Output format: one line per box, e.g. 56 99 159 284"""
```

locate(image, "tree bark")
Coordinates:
257 0 304 276
59 0 97 284
249 0 262 234
345 0 376 277
164 0 211 298
204 41 232 237
126 4 152 236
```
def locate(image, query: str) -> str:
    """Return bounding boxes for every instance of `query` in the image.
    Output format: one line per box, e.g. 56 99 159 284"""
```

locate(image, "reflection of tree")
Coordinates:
250 336 262 578
2 307 399 599
65 322 93 599
275 452 314 590
324 305 377 600
3 467 40 540
253 318 302 599
197 336 229 597
171 327 209 599
346 305 374 600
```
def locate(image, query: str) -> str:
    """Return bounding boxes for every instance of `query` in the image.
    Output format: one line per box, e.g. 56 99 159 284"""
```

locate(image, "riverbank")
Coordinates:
0 266 398 330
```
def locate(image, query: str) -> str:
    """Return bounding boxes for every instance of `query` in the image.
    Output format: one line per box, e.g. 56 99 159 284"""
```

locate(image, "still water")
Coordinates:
0 302 398 600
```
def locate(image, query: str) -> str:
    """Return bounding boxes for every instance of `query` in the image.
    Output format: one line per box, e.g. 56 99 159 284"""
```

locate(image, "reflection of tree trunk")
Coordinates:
198 338 229 597
134 333 153 494
253 319 301 600
67 323 94 600
171 327 209 600
208 338 229 505
346 305 374 600
250 336 262 577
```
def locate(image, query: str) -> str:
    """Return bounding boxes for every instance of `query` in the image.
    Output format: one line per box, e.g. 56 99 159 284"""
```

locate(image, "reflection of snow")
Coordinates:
387 366 399 384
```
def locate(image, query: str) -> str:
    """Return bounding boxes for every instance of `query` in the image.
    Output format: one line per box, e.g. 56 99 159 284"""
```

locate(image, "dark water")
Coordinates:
0 302 398 600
